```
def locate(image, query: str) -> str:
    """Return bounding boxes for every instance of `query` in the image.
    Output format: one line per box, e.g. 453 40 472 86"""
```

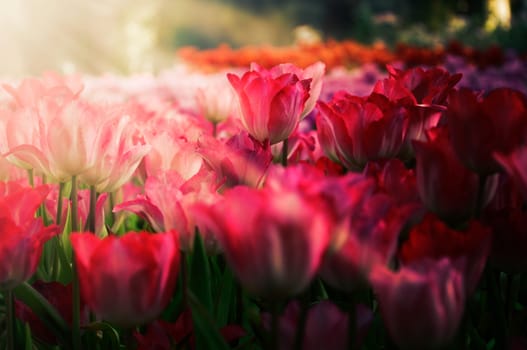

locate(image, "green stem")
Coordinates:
347 292 357 350
269 302 281 350
27 169 34 187
281 139 288 167
486 267 507 350
108 191 116 229
181 251 188 309
5 289 15 350
56 182 65 226
474 174 488 219
85 185 97 233
72 259 82 350
70 176 79 232
39 175 50 225
236 282 243 326
293 293 309 350
212 122 217 138
70 176 81 350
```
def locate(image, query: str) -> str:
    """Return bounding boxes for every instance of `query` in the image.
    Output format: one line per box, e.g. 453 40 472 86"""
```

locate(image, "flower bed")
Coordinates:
0 43 526 349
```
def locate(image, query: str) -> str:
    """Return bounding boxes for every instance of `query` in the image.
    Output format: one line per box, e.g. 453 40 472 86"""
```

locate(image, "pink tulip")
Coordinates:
195 186 331 298
79 105 151 192
198 132 272 189
114 169 220 251
251 61 325 118
70 231 180 327
143 128 204 180
227 65 311 144
195 73 237 124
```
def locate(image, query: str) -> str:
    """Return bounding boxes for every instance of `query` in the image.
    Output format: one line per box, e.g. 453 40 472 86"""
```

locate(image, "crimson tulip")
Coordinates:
0 183 59 290
316 91 408 170
399 213 491 294
413 127 497 223
446 87 527 174
70 231 180 327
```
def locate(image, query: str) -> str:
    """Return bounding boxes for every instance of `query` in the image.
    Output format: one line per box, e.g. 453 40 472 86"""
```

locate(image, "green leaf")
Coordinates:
215 266 235 327
24 323 32 350
188 291 230 350
189 232 213 312
83 322 120 350
13 282 71 347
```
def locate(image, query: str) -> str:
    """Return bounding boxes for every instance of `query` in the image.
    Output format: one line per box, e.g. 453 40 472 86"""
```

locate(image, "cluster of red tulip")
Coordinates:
177 39 517 71
0 59 526 350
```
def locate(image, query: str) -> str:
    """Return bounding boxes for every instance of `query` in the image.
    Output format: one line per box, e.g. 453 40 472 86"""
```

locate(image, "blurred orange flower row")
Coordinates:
177 39 523 71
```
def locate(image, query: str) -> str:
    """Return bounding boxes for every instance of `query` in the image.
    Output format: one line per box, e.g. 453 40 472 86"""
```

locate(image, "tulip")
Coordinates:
384 65 462 106
227 66 311 144
261 300 373 350
114 169 220 251
320 192 409 292
495 145 527 200
399 213 491 294
0 183 59 290
70 231 180 327
194 186 331 298
316 91 408 170
251 61 325 118
198 132 272 189
413 127 497 223
446 87 527 174
195 73 237 125
370 258 466 350
483 175 527 272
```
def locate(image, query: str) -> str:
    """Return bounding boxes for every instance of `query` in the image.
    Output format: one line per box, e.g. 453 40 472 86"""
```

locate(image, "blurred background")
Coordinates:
0 0 525 77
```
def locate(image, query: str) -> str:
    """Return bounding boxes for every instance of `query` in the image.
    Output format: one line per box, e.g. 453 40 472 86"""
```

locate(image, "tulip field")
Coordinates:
1 39 527 350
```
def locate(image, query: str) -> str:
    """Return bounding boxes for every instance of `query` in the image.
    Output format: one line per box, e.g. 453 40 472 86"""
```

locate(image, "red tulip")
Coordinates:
194 186 331 298
495 145 527 200
413 127 497 223
483 175 527 272
261 300 373 350
134 309 245 350
384 65 462 106
370 258 466 350
0 183 59 290
364 159 422 208
399 213 491 294
320 192 409 292
446 87 527 174
70 231 180 327
227 66 311 144
316 91 408 170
